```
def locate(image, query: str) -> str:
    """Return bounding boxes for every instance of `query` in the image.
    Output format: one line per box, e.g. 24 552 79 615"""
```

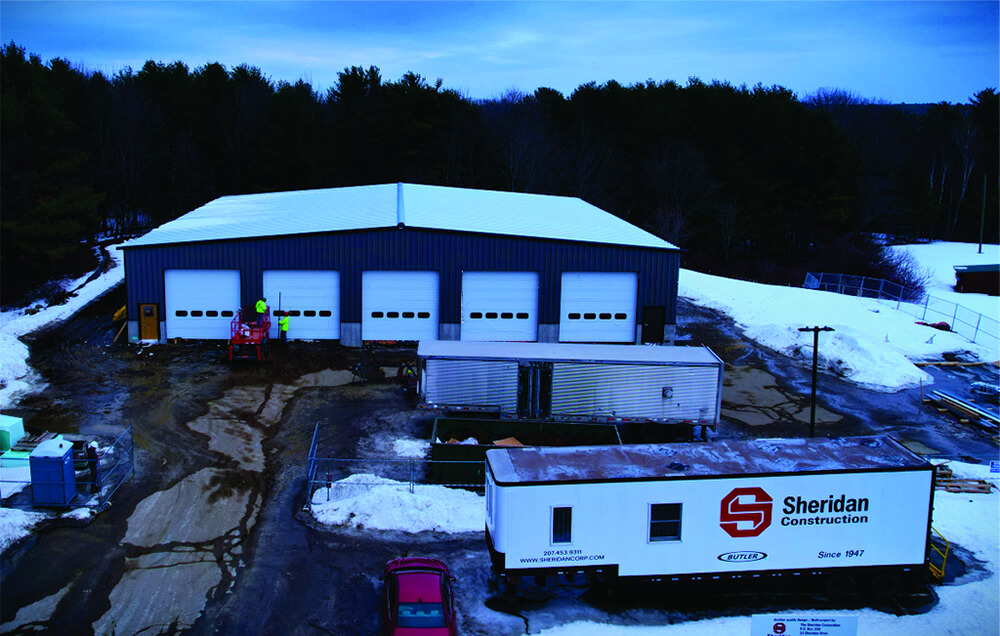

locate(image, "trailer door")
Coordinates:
461 271 539 341
263 270 340 340
164 269 240 339
559 272 637 343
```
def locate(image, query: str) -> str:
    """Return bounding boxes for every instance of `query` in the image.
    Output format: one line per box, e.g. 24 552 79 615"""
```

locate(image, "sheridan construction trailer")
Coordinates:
417 341 723 428
485 436 935 597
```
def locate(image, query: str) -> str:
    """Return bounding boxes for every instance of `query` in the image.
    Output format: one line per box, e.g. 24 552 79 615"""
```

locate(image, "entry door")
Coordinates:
641 306 666 344
263 270 340 340
461 271 538 341
362 271 439 341
164 269 240 339
139 303 160 340
559 272 638 342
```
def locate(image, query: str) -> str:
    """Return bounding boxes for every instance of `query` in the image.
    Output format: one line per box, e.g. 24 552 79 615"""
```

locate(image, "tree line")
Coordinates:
2 42 996 303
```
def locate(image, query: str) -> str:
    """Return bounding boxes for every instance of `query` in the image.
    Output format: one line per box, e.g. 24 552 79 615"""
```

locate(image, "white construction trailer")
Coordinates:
485 436 935 597
417 341 724 428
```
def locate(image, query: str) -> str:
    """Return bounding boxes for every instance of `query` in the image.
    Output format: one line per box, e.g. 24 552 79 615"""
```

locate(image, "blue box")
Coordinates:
29 438 76 506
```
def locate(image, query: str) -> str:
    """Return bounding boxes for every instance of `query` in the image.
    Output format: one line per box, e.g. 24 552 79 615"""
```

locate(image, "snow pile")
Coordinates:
679 241 999 391
310 474 484 533
393 438 430 458
0 465 31 499
0 508 48 553
889 242 999 319
0 244 125 408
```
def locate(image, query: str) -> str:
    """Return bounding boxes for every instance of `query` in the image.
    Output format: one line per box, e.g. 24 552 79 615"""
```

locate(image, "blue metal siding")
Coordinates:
123 228 679 326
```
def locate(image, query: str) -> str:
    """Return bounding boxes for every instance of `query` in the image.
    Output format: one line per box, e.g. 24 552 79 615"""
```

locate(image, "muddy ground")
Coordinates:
1 288 997 635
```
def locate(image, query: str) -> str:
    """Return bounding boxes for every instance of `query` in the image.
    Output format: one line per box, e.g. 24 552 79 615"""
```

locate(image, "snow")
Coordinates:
393 438 430 458
0 508 48 553
309 474 484 533
0 244 125 409
679 241 999 392
889 242 999 319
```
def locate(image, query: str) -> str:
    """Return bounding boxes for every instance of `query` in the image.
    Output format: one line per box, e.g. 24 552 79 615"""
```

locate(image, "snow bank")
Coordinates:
889 242 999 319
310 474 484 533
0 508 48 553
679 241 999 391
0 244 125 409
393 438 430 458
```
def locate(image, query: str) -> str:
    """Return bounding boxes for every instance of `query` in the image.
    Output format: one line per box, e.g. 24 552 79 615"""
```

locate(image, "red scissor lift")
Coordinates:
229 308 270 361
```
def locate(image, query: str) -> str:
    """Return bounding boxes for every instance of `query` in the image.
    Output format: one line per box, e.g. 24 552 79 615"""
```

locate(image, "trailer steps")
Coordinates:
928 527 950 583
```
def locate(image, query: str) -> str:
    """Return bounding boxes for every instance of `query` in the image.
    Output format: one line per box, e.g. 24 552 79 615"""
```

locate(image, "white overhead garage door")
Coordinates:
559 272 638 343
362 271 439 341
461 271 538 342
263 270 340 340
164 269 241 339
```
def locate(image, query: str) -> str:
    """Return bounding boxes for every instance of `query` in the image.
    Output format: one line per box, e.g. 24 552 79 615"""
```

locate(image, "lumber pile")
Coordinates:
936 478 994 494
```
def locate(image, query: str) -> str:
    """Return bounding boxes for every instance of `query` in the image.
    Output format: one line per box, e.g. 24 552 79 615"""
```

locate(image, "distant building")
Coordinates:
953 264 999 296
120 183 680 346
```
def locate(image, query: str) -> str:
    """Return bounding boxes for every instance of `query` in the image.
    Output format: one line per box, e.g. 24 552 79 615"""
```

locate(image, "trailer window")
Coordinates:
649 503 682 542
552 506 572 544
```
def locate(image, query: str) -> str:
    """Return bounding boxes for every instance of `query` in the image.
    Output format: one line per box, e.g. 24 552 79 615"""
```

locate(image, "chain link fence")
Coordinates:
804 273 999 348
304 424 483 513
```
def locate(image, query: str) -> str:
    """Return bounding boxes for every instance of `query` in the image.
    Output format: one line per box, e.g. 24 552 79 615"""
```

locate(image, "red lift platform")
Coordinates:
229 308 270 361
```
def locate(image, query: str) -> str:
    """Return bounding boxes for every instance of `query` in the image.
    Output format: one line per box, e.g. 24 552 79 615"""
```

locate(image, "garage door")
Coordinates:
362 271 439 341
461 271 538 341
559 272 637 343
263 270 340 340
164 269 240 339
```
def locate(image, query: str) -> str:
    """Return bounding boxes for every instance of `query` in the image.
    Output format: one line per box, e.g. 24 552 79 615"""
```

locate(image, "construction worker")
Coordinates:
87 442 101 494
279 313 289 343
256 297 268 325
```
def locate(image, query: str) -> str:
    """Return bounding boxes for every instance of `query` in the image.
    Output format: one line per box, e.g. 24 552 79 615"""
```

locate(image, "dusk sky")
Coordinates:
1 1 997 104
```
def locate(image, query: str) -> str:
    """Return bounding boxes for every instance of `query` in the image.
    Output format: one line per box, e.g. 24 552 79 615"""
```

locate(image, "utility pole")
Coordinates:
798 326 835 438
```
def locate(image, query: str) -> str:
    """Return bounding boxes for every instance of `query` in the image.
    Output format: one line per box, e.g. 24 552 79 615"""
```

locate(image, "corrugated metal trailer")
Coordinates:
485 436 935 597
417 341 724 427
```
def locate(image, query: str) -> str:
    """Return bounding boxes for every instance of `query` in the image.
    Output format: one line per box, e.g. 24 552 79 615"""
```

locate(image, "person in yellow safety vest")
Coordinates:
255 298 267 325
279 313 289 343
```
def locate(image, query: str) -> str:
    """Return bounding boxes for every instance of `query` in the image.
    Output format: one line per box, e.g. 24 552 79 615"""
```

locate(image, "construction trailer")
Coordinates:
485 436 935 597
417 341 724 430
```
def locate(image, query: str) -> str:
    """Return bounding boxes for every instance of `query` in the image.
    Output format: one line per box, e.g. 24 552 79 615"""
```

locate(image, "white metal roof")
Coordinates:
122 183 677 250
487 436 929 485
418 341 721 366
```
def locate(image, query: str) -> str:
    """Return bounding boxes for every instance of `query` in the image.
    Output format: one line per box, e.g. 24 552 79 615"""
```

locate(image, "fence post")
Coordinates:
409 459 414 494
922 296 930 321
952 303 960 329
878 279 885 300
973 313 982 344
859 277 865 297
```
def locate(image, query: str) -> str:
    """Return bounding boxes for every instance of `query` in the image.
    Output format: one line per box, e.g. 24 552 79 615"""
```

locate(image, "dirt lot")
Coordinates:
1 288 996 635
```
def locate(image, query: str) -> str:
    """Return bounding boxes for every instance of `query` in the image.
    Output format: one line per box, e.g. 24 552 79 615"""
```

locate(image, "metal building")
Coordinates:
120 183 680 346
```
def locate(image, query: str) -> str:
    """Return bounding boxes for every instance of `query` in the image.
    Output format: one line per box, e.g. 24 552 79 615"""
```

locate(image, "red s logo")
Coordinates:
720 487 773 537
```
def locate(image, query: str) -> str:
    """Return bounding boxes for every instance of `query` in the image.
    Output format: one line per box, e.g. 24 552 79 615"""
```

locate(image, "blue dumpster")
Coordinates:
29 438 76 506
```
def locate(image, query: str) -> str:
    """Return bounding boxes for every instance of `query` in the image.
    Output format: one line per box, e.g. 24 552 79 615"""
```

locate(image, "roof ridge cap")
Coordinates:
396 182 405 227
